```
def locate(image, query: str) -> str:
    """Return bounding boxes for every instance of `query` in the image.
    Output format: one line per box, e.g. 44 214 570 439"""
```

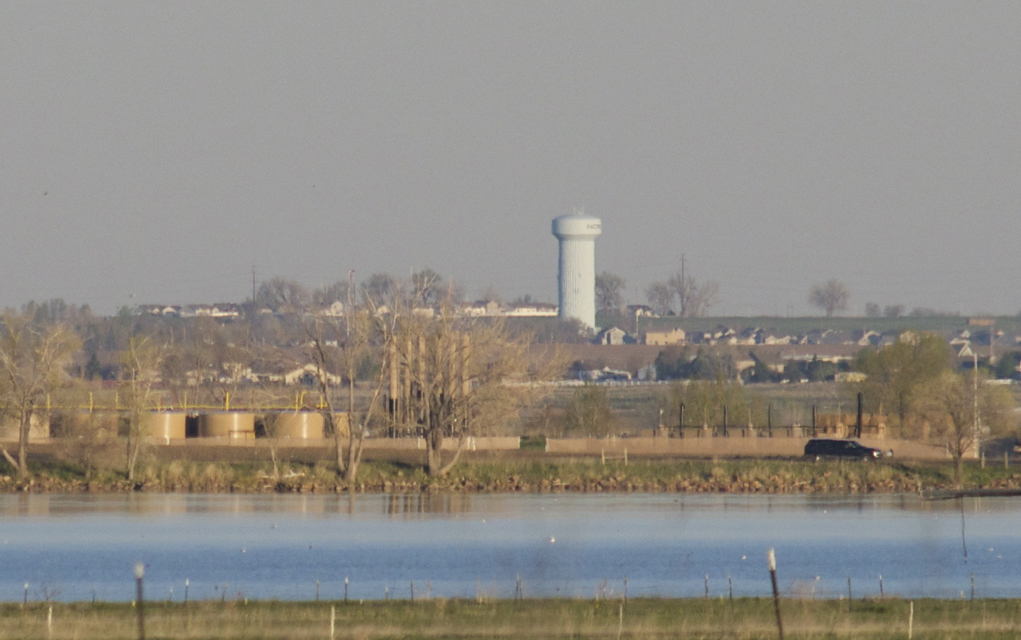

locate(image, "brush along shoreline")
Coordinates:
1 457 1018 494
3 598 1021 640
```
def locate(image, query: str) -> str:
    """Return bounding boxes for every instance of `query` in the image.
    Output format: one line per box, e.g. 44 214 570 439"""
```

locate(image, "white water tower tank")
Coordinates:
552 208 602 329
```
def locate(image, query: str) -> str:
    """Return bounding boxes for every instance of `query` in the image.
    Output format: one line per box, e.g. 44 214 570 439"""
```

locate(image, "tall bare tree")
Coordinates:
121 334 166 482
809 279 850 317
645 282 674 316
668 272 720 317
256 277 310 313
595 272 626 314
303 272 395 482
0 311 80 478
382 302 559 477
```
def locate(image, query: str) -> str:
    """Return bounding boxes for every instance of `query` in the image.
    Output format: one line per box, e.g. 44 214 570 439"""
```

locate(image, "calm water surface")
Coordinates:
0 493 1018 602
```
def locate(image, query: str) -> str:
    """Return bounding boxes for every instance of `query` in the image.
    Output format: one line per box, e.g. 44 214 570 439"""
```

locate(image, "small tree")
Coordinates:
919 370 1015 488
809 280 850 317
0 312 80 478
851 333 951 436
563 385 614 436
664 378 754 429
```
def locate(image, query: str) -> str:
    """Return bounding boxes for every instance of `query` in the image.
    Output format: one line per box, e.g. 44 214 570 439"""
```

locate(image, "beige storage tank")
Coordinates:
143 412 187 441
198 412 256 439
267 412 325 439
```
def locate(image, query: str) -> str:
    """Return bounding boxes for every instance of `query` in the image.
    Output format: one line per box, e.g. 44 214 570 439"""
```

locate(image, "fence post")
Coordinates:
768 549 783 640
856 392 863 438
134 563 145 640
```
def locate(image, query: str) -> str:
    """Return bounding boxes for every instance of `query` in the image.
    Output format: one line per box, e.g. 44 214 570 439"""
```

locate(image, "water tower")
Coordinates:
552 208 602 329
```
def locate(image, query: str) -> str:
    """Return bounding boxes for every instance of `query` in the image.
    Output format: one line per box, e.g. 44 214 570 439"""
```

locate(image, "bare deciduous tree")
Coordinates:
256 278 310 313
808 279 850 317
595 272 626 314
303 272 396 482
122 335 166 483
645 282 674 316
668 272 720 318
382 304 560 477
0 312 80 479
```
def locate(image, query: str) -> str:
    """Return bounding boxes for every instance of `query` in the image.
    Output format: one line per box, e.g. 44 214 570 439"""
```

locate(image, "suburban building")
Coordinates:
644 328 686 346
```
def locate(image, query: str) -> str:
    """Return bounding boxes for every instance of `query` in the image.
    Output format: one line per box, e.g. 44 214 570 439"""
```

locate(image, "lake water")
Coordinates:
0 492 1018 602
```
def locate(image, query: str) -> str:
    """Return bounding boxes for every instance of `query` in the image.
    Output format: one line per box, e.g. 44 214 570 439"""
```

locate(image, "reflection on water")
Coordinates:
0 492 1018 602
0 491 477 518
385 492 474 515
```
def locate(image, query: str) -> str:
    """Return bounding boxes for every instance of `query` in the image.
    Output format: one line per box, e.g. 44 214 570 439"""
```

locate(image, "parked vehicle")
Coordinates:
804 438 883 461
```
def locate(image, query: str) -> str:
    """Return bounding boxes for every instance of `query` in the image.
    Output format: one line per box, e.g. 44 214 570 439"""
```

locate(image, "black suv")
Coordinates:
804 438 882 461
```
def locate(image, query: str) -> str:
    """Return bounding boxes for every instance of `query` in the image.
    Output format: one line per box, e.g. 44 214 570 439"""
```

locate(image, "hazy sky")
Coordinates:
2 2 1019 316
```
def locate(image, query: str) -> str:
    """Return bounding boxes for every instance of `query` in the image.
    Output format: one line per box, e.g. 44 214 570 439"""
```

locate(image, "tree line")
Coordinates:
0 272 564 483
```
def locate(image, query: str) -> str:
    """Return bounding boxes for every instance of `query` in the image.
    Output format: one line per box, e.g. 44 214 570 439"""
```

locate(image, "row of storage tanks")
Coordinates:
146 412 347 442
145 412 336 440
30 411 347 441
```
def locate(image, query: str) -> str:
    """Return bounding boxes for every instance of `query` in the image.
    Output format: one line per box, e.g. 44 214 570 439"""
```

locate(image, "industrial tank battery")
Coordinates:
552 209 602 329
266 412 325 440
142 412 187 442
198 412 256 439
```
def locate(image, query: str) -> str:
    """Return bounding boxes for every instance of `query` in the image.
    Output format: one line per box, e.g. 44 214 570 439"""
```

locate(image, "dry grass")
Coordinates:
3 598 1021 639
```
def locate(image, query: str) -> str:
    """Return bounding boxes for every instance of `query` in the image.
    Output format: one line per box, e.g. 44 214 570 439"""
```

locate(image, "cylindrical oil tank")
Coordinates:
198 412 256 439
267 412 325 439
143 412 187 440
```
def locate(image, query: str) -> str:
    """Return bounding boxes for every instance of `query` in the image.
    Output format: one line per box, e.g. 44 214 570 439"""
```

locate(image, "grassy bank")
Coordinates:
3 453 1021 494
4 597 1021 639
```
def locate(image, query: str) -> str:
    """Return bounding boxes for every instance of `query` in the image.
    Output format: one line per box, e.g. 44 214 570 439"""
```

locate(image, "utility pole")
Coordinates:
347 269 356 425
251 266 257 304
974 350 980 460
680 253 686 317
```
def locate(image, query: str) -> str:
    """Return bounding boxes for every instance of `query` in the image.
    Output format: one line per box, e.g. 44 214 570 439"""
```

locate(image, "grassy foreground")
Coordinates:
4 597 1021 639
4 452 1021 494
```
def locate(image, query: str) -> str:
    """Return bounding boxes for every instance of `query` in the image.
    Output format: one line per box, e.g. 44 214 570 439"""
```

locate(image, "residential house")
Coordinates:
644 328 686 346
460 300 503 317
595 327 630 345
283 364 343 386
626 304 657 318
505 302 558 317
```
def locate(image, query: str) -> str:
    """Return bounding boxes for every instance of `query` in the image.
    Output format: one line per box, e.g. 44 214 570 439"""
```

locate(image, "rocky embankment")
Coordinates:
2 459 1020 494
